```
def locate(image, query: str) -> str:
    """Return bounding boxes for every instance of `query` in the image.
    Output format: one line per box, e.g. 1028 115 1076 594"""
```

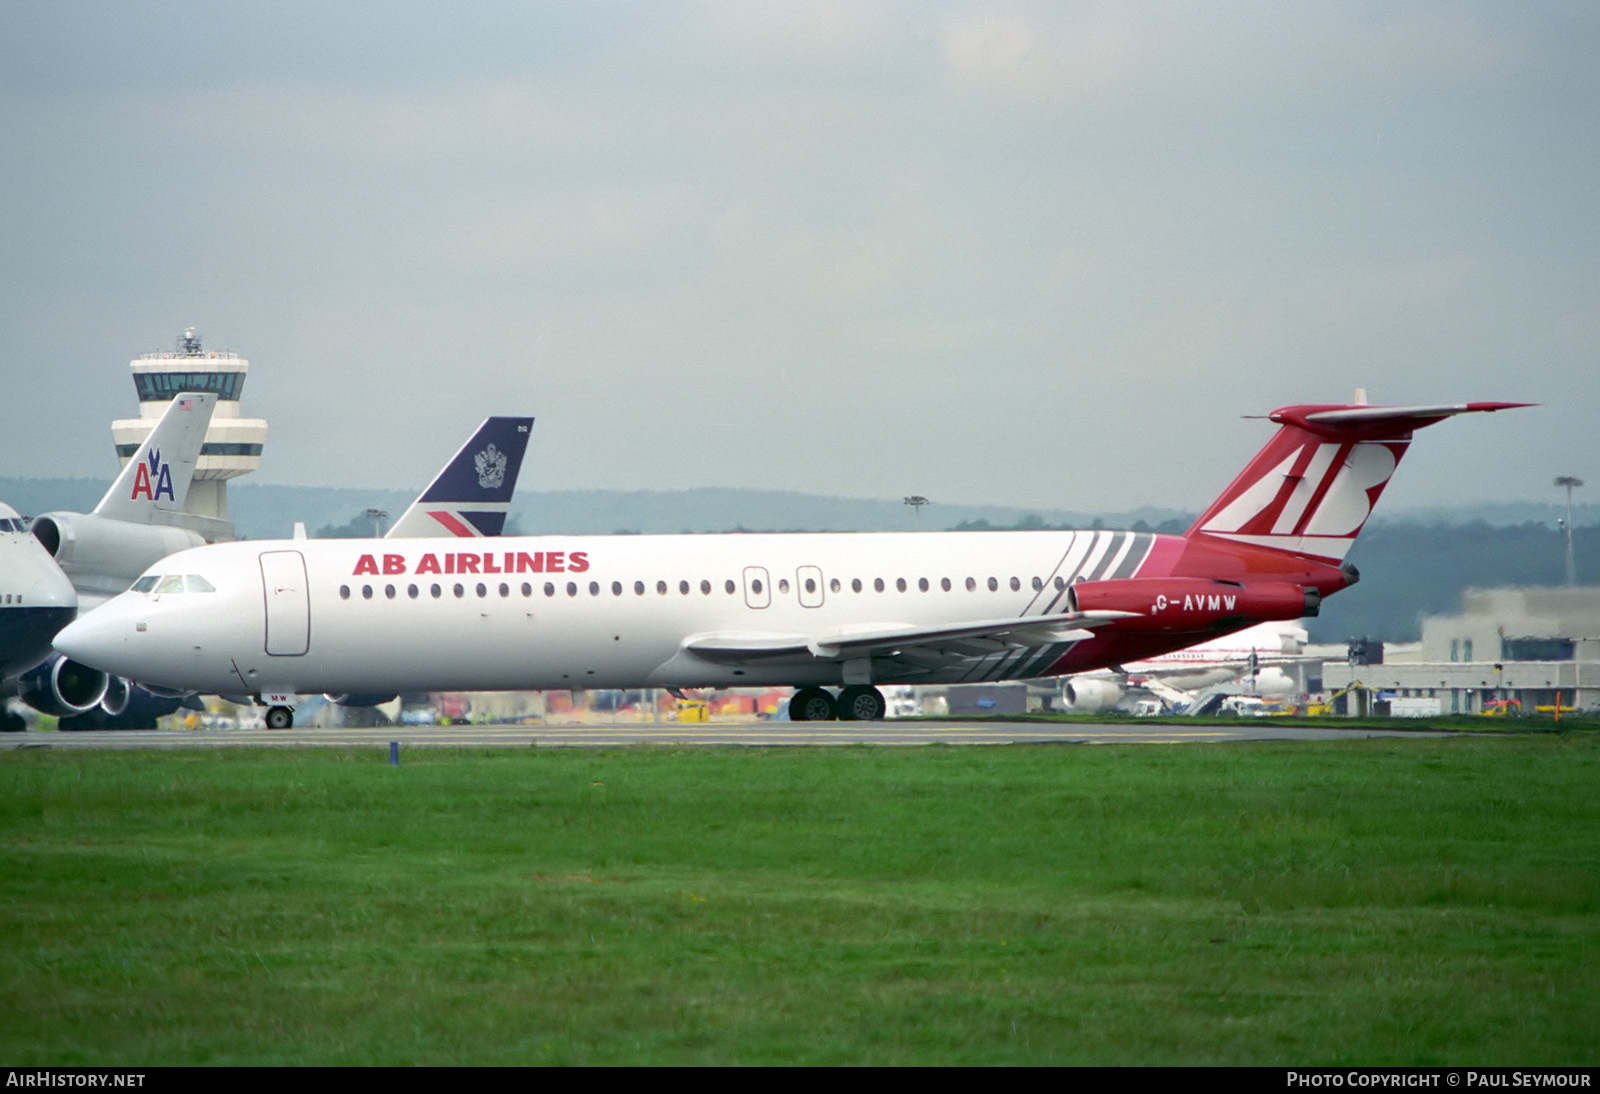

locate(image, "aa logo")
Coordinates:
130 449 175 502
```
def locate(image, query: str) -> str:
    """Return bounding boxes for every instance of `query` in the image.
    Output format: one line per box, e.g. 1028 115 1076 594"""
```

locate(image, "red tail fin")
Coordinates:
1186 402 1529 564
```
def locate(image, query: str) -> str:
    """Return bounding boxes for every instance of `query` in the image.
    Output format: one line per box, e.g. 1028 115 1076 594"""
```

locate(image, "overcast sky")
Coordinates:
2 2 1595 515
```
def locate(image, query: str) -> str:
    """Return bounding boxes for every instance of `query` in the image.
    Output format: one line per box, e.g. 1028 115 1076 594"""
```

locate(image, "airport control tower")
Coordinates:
110 328 268 521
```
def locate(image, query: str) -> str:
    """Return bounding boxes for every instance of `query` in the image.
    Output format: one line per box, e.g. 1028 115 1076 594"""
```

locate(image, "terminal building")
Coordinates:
1321 586 1600 714
110 328 267 525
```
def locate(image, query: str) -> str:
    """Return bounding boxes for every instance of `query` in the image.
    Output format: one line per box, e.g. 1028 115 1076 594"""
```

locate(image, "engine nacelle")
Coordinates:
18 656 110 717
1067 578 1318 631
31 512 205 594
1062 677 1126 713
100 675 132 717
325 694 400 708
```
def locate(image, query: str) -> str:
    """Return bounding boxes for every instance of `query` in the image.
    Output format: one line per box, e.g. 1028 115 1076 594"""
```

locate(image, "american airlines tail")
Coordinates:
1184 401 1530 565
91 392 219 526
385 417 534 539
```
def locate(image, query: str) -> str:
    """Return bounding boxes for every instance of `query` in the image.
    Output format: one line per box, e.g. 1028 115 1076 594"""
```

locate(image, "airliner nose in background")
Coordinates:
53 400 1528 728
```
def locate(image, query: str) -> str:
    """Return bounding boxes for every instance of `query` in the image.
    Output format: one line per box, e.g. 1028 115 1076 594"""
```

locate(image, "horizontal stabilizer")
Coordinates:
1189 399 1530 563
1275 401 1532 438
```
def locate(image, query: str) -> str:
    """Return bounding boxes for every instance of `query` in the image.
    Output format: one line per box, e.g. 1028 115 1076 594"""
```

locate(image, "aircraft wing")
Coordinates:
683 610 1138 668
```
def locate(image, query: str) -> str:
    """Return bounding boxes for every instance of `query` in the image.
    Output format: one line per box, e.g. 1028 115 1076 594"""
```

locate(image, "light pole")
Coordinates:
365 508 388 539
1555 476 1583 586
903 495 929 531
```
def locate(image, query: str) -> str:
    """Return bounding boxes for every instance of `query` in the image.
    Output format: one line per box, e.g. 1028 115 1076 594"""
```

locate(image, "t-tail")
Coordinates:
385 417 534 538
1185 401 1530 565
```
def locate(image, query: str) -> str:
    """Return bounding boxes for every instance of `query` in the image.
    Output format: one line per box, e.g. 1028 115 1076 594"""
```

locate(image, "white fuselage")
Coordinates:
56 528 1173 697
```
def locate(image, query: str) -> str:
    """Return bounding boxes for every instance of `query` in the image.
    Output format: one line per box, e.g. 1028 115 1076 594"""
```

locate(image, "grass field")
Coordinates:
2 734 1597 1065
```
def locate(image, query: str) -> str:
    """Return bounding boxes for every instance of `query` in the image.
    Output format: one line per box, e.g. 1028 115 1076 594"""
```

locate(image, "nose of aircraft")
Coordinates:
52 612 116 670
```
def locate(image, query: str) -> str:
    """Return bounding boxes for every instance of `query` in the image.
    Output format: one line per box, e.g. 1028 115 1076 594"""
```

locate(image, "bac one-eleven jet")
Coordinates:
54 399 1525 728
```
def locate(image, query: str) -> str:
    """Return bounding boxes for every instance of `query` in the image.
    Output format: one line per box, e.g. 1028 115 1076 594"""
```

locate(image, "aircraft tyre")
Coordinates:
265 706 294 730
836 685 887 721
789 687 837 722
2 710 25 733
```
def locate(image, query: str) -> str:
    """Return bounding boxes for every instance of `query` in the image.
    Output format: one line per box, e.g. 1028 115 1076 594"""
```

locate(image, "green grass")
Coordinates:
2 735 1597 1065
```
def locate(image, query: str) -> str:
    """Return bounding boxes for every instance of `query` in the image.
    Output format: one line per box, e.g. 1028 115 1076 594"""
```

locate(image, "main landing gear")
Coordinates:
788 685 887 722
265 705 294 730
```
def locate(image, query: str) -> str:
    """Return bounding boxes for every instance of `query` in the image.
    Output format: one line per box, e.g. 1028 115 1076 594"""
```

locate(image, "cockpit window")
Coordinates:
137 573 219 594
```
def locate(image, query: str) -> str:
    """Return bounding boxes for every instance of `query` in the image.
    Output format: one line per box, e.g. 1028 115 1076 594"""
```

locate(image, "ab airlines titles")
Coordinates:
352 548 588 577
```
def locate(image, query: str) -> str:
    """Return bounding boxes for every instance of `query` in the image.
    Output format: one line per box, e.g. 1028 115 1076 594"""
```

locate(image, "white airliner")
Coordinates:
54 400 1526 728
1061 619 1309 713
0 502 79 731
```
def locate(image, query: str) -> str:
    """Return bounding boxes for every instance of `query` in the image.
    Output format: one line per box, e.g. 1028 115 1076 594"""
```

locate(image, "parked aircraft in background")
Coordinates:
0 503 79 731
32 392 222 610
385 417 533 539
1061 619 1309 713
10 393 220 722
56 400 1526 727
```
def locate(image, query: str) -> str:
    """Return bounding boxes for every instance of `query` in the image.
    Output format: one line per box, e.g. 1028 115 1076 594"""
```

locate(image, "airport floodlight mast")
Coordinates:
903 495 929 531
1555 476 1583 586
365 508 388 538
